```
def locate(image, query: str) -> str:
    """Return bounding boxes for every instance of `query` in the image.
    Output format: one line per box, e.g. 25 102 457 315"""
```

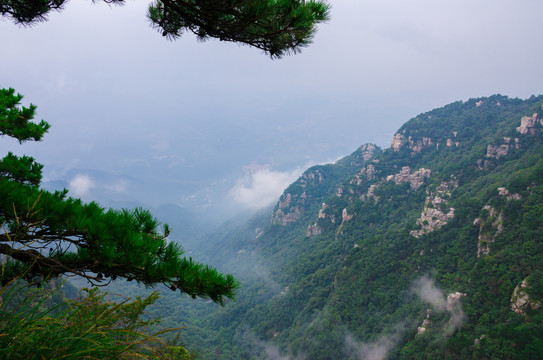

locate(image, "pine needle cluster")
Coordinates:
0 0 330 57
0 88 238 304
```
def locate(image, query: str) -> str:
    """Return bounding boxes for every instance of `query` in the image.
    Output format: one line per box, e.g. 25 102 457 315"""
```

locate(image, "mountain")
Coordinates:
149 95 543 359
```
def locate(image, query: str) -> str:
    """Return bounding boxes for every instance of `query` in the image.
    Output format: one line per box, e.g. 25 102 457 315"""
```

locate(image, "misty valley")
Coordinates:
73 95 543 359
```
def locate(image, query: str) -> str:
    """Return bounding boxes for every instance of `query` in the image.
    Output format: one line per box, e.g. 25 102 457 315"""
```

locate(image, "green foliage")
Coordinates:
151 95 543 358
0 152 43 186
0 88 50 142
0 88 238 305
0 0 330 58
0 278 194 359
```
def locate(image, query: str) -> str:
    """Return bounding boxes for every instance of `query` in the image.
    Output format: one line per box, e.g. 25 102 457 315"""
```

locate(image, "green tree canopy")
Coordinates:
0 0 330 58
0 87 238 305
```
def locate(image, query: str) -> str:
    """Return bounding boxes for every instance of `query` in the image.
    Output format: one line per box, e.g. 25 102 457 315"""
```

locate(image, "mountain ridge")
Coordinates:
148 94 543 359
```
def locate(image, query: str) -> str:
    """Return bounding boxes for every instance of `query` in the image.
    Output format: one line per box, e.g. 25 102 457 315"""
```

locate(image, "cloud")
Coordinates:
345 275 467 359
345 334 392 360
105 179 128 193
411 274 466 336
243 329 305 360
69 174 95 196
411 275 446 311
150 140 170 152
229 166 302 209
344 325 405 360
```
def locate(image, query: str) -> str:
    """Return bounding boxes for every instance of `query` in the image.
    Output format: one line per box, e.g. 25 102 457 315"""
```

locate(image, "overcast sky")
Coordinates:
2 0 543 219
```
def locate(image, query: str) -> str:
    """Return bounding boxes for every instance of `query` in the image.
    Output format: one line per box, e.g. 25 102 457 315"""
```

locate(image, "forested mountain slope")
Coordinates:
166 95 543 359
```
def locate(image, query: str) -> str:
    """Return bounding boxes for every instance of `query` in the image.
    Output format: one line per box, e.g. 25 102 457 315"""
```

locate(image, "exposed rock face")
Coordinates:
411 208 455 238
359 143 378 161
273 206 301 226
308 203 337 237
279 193 292 208
410 179 457 238
391 133 407 152
301 169 324 185
387 166 431 190
318 203 327 218
474 205 504 257
447 292 466 311
350 165 377 185
360 184 379 202
498 187 521 200
502 137 521 149
366 165 376 180
446 139 460 147
390 133 434 153
342 208 353 222
272 169 325 225
516 113 543 134
486 144 509 159
511 278 541 315
409 136 433 153
306 223 322 237
272 193 301 225
417 309 432 335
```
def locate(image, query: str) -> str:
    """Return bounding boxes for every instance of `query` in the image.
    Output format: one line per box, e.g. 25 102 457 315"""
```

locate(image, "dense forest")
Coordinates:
137 94 543 359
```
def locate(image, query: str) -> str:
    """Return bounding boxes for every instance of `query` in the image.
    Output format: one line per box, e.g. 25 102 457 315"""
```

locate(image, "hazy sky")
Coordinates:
2 0 542 218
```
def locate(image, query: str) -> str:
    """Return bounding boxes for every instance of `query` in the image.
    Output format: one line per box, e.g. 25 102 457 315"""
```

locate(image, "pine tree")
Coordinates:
0 87 238 305
0 0 330 58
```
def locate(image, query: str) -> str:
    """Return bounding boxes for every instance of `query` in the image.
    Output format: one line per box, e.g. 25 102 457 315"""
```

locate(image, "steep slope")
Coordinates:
161 95 543 359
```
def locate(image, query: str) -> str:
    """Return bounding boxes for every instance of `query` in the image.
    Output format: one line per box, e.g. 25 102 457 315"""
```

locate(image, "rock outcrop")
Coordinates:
408 136 433 153
391 133 407 152
342 208 353 222
272 169 325 225
390 133 434 153
516 113 543 135
360 184 379 202
358 143 378 161
387 166 431 190
301 169 324 185
474 205 503 257
446 138 460 147
417 309 432 335
486 144 509 159
410 179 457 238
272 192 302 225
307 203 337 237
447 292 466 311
350 164 377 185
497 187 521 201
511 278 541 315
306 223 322 237
273 205 301 226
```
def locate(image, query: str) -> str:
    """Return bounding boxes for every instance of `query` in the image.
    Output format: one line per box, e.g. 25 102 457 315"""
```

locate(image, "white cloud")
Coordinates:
411 275 446 311
411 275 466 336
229 167 302 209
150 140 170 152
105 180 128 193
69 174 95 197
243 330 305 360
345 331 400 360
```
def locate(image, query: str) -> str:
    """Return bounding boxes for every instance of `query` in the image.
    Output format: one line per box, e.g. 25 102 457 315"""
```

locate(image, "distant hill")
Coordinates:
149 95 543 359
